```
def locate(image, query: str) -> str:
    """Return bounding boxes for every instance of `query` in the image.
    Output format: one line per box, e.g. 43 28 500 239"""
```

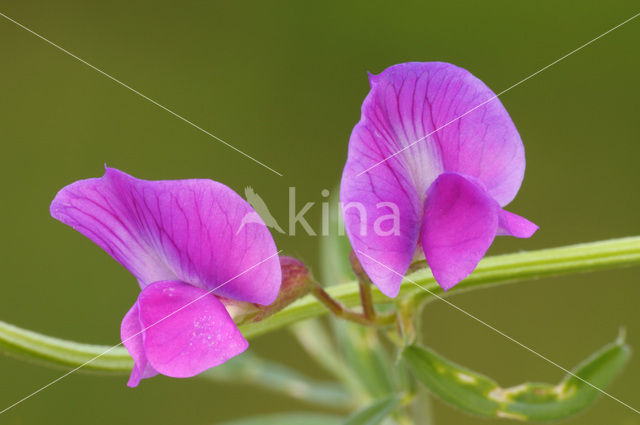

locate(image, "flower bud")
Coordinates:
251 256 311 322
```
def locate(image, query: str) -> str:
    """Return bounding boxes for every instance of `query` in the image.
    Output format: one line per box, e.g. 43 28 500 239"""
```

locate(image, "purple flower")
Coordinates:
341 62 538 297
50 167 281 386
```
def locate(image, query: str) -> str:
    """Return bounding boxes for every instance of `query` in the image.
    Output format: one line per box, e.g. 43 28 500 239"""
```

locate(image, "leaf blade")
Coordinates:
201 352 355 409
501 334 632 421
0 320 354 408
402 334 631 421
343 395 400 425
402 344 500 417
0 320 132 373
332 319 395 398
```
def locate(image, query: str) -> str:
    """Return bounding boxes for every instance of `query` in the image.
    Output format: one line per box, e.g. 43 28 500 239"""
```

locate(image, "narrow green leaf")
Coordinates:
343 395 400 425
0 320 132 373
402 334 631 421
290 319 365 398
403 345 500 417
214 413 343 425
333 319 395 398
0 320 353 408
201 352 355 409
501 333 632 421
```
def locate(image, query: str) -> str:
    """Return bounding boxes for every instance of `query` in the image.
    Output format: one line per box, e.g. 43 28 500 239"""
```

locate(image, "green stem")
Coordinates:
358 280 376 321
349 250 377 321
310 280 394 326
0 237 638 374
240 236 640 339
397 300 417 346
0 320 133 373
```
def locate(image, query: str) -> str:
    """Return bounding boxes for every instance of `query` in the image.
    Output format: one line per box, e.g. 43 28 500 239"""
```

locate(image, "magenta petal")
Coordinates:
421 173 499 291
340 118 422 297
121 303 158 387
50 167 281 305
371 62 525 206
137 280 248 378
354 63 526 205
342 62 529 297
340 123 420 297
340 135 420 297
497 210 538 238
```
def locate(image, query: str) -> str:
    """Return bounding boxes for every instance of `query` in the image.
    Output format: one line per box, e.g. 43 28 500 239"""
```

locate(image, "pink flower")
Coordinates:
341 62 538 297
51 167 281 386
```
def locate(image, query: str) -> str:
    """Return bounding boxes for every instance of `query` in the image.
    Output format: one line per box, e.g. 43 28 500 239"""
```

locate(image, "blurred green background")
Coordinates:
0 1 638 424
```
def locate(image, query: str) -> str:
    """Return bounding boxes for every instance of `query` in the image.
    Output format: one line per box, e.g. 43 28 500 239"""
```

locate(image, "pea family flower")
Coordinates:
341 62 538 297
50 167 281 387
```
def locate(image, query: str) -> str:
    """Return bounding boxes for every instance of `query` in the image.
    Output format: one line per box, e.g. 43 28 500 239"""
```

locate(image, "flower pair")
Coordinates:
51 62 536 387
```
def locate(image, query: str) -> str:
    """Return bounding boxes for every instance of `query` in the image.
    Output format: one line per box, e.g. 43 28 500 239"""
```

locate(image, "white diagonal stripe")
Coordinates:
0 12 283 177
0 250 282 415
357 11 640 176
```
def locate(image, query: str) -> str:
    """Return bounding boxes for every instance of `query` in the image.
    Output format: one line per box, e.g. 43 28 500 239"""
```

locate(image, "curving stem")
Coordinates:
350 250 377 321
310 279 395 326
